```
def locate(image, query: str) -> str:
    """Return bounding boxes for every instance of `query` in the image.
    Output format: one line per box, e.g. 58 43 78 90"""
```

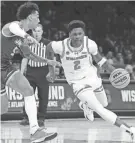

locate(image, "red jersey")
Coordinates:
1 22 24 70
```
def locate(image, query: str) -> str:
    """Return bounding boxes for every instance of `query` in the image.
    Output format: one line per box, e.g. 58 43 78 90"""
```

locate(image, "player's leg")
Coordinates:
6 70 57 142
72 83 94 121
20 81 36 126
94 85 108 107
77 89 135 140
81 85 108 121
20 67 37 126
6 70 39 132
79 85 108 122
79 78 109 121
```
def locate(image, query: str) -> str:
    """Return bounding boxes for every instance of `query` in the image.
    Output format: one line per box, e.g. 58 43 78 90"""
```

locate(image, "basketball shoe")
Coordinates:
31 127 57 143
79 101 94 122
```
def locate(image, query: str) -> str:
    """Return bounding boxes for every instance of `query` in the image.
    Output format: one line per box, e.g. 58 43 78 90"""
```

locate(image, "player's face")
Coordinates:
69 28 85 45
28 11 40 29
32 26 43 40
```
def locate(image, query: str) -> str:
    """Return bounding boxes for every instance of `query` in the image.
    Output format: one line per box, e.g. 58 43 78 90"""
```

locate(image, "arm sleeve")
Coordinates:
51 41 63 56
88 39 98 55
9 22 26 38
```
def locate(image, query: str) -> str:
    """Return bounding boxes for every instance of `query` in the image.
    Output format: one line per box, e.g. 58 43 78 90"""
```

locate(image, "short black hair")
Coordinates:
68 20 85 33
16 2 39 20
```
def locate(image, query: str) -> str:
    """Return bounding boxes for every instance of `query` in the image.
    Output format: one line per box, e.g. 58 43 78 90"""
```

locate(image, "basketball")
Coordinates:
109 68 130 89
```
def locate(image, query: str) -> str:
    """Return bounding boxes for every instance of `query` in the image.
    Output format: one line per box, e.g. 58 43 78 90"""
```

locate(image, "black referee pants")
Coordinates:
23 65 49 120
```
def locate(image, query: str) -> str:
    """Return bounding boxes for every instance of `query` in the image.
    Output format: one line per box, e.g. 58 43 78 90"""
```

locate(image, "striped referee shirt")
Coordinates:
28 38 51 67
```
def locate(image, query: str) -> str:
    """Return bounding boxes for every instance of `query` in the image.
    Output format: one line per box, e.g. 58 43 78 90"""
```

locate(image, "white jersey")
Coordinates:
52 36 102 89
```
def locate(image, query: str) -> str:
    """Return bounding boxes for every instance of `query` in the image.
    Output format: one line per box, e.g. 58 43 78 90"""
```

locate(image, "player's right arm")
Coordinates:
9 22 38 45
9 22 61 67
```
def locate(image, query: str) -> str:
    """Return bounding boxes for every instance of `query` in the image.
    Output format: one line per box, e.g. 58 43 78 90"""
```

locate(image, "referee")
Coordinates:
20 24 51 127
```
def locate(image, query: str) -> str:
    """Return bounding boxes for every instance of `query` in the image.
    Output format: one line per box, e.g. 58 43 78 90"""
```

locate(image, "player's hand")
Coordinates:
46 72 56 83
47 60 62 67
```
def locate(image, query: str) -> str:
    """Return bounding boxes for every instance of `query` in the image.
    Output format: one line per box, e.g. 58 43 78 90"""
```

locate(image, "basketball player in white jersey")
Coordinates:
47 20 135 141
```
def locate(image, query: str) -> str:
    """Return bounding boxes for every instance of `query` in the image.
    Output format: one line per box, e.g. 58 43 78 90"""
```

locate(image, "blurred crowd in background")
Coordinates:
1 1 135 80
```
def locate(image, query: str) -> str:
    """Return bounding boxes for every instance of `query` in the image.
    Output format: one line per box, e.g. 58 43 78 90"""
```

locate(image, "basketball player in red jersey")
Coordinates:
1 2 60 142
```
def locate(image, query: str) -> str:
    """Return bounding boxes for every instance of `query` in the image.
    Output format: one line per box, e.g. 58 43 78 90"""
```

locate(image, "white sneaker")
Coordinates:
130 127 135 142
79 102 94 122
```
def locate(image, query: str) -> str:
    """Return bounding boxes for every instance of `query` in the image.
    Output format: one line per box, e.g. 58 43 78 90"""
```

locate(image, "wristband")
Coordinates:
97 58 107 67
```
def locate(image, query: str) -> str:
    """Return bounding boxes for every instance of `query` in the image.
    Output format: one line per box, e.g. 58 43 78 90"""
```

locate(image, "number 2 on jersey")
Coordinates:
74 60 81 70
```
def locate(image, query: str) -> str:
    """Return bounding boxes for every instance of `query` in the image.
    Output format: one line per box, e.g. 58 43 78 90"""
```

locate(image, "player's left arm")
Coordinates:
88 39 115 73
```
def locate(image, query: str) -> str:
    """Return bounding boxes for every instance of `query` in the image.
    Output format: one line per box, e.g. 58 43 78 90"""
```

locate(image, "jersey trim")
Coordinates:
86 36 90 54
61 40 65 59
86 36 93 66
94 85 104 93
75 85 92 97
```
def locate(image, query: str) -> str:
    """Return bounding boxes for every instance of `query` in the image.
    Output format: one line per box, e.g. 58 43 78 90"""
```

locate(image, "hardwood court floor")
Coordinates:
1 118 135 143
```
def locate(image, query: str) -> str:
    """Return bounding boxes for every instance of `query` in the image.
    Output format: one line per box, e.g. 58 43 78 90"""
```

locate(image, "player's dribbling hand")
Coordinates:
47 60 62 67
